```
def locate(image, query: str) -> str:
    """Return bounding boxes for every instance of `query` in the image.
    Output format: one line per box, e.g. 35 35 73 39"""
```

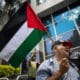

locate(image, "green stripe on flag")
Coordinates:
8 29 46 67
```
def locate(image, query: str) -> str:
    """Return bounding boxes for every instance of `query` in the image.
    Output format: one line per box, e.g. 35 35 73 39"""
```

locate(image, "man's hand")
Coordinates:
59 58 70 74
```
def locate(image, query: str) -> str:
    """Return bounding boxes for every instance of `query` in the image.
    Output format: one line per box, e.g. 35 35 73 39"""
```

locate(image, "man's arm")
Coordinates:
47 58 70 80
47 70 63 80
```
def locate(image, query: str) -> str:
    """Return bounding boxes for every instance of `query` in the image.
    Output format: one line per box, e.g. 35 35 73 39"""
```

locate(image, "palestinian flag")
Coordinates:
0 2 47 67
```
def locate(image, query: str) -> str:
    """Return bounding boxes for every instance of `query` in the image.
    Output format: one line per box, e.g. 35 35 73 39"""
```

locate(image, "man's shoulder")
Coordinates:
38 57 54 70
39 58 50 66
41 57 53 65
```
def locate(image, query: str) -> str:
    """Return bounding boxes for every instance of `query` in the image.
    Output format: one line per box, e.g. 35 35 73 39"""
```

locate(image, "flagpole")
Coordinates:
45 14 58 44
46 29 54 43
51 14 58 40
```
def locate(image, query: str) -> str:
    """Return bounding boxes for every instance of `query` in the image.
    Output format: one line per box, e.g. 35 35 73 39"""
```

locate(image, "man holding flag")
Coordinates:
36 40 80 80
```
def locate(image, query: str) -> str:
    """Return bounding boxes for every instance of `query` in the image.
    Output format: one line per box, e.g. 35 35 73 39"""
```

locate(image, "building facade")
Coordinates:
31 0 80 59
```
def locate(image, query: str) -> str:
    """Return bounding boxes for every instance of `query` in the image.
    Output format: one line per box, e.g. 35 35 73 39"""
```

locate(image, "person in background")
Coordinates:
36 40 80 80
28 50 40 80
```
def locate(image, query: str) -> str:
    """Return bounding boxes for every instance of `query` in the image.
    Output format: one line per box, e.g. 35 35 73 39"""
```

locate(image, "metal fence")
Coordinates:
16 75 28 80
0 78 9 80
0 75 28 80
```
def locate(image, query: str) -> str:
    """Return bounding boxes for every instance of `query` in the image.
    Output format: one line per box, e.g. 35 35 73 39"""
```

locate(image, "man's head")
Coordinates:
52 40 72 59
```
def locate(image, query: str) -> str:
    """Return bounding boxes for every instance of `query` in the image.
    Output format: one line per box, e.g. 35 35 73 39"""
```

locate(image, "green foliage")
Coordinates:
15 67 21 75
0 65 21 78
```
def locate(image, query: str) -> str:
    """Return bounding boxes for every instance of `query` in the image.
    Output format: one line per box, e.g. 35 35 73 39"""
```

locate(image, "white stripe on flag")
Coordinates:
0 21 33 61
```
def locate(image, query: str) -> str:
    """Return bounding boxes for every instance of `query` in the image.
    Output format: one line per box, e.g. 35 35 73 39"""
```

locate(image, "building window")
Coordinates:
41 15 51 26
37 0 48 5
58 30 80 48
76 14 80 29
43 3 80 57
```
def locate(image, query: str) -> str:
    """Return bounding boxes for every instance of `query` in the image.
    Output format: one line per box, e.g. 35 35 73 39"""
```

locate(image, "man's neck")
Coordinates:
55 55 61 62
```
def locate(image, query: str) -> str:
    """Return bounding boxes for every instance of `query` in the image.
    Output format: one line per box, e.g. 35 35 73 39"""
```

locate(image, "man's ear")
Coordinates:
53 46 57 50
53 46 58 54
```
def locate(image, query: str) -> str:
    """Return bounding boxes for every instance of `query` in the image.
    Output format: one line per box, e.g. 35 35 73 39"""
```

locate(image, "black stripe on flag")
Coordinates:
0 2 27 51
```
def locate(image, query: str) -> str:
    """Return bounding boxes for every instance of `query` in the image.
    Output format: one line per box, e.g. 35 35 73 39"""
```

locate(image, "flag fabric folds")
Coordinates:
0 2 47 67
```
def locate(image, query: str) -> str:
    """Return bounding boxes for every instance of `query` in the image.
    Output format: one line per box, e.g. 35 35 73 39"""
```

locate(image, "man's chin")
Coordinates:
63 56 69 59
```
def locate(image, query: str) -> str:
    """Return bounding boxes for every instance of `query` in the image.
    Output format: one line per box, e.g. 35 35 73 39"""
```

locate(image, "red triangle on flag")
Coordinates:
27 3 47 32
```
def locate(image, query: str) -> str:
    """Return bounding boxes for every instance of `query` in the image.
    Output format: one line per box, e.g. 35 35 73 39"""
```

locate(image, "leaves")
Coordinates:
0 65 21 77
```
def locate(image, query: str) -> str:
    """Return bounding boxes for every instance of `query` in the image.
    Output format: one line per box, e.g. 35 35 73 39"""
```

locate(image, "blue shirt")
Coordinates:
36 57 80 80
